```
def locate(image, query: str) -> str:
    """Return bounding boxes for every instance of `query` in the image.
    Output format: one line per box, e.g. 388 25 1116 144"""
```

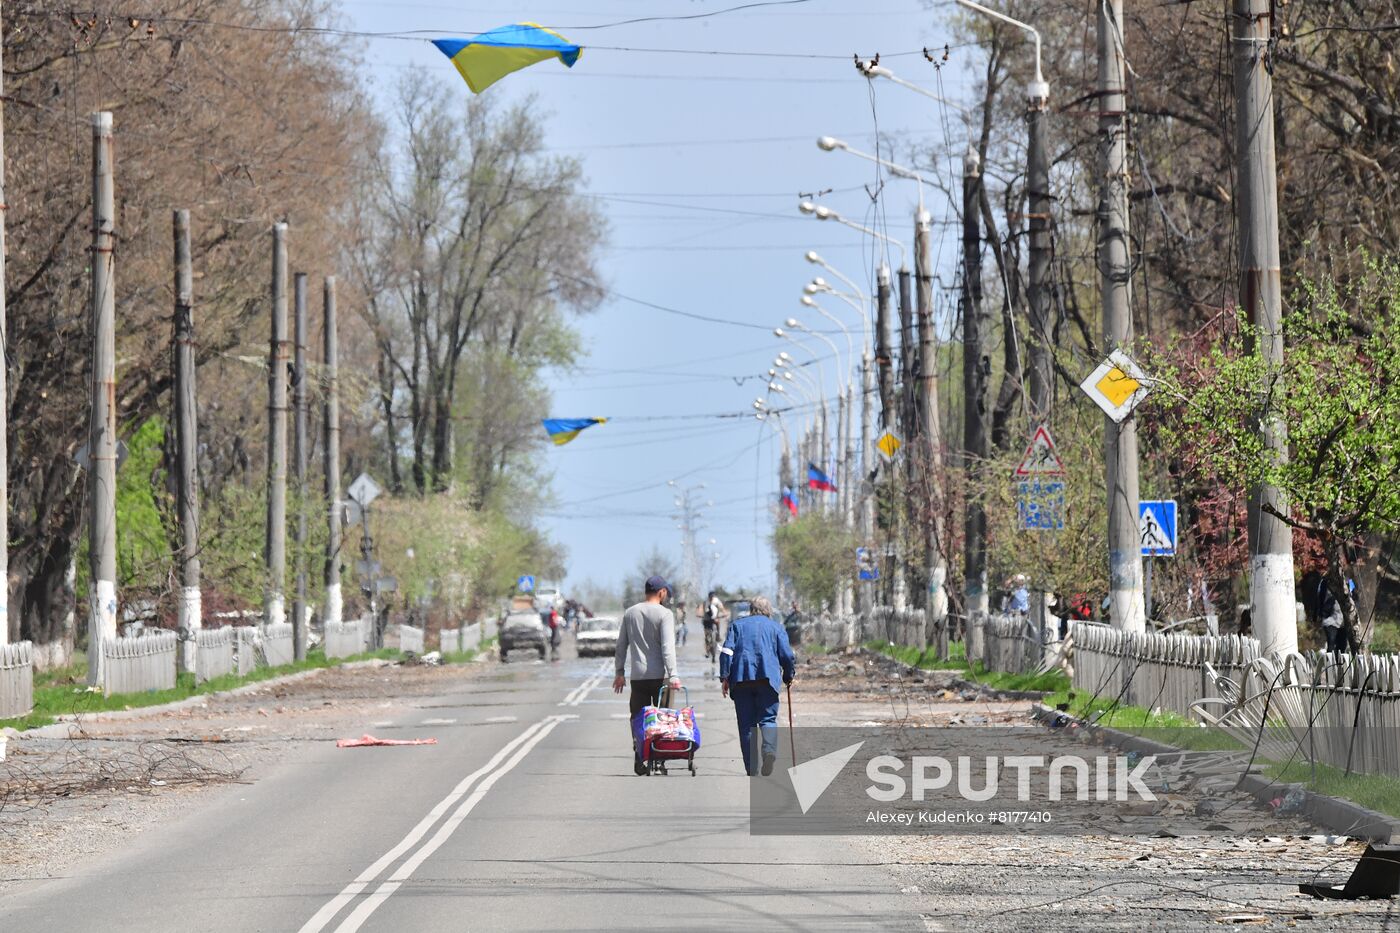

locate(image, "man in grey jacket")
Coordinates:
613 575 682 775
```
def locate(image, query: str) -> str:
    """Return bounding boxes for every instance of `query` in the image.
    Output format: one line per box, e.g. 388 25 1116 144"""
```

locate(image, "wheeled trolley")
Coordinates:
632 686 701 776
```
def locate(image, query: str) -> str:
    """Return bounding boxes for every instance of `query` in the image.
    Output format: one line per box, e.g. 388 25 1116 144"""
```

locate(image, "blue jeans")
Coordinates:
731 681 780 775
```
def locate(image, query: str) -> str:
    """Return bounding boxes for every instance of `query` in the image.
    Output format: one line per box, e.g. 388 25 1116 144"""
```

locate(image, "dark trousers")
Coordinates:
731 681 780 775
1324 624 1347 656
630 679 664 765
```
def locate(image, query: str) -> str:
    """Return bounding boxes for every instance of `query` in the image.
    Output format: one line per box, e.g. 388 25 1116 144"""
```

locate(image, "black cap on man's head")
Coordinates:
645 575 672 595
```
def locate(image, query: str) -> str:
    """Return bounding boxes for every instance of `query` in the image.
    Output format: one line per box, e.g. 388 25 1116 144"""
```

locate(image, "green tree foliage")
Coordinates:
773 513 856 611
1159 256 1400 644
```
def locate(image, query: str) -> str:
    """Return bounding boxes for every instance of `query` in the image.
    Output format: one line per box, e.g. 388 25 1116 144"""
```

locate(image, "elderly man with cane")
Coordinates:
719 596 795 776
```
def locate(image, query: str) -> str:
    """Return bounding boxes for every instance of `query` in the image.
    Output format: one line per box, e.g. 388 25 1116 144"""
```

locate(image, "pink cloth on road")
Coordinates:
336 734 439 748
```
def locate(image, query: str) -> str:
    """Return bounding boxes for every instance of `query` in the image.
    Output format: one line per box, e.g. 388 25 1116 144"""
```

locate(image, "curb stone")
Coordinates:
1030 701 1400 843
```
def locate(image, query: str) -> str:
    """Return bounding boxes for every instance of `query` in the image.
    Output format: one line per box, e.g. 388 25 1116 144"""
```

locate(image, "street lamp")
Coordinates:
798 202 908 270
817 136 929 219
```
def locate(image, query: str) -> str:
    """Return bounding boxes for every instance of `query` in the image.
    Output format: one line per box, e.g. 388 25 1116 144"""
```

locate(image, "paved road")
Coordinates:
1 637 921 932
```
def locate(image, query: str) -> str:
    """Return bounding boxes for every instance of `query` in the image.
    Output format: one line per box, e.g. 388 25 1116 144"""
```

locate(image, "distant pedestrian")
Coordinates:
720 595 795 777
1001 574 1030 616
614 575 681 776
676 600 689 646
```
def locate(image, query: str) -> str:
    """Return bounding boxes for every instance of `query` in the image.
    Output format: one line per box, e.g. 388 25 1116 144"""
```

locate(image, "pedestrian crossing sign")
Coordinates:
1080 349 1152 423
875 430 903 461
1138 500 1177 557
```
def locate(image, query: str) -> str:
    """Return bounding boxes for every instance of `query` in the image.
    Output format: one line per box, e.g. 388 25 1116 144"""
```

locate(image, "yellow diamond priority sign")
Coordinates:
875 430 903 461
1080 349 1151 423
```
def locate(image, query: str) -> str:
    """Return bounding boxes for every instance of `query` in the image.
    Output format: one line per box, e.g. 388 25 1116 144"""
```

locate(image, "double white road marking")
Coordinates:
559 659 612 707
299 663 609 933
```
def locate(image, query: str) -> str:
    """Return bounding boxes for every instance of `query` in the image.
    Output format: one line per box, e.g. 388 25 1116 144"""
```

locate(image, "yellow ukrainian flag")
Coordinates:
432 24 582 94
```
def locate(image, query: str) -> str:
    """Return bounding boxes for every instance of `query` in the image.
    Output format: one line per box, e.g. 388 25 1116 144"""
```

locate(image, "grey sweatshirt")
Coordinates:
615 601 677 680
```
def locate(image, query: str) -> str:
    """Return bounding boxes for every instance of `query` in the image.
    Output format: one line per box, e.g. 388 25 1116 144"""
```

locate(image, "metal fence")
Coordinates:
1071 622 1261 718
102 631 178 696
398 624 425 655
1195 651 1400 777
324 618 369 660
260 623 294 668
0 641 34 719
195 628 236 684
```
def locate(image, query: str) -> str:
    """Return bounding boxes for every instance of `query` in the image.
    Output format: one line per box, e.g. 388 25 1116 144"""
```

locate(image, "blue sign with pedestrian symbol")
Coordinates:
517 575 535 593
855 547 879 581
1017 480 1065 531
1138 500 1178 557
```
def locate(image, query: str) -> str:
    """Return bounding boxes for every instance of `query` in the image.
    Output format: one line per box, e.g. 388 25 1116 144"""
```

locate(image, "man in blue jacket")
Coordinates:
719 595 795 776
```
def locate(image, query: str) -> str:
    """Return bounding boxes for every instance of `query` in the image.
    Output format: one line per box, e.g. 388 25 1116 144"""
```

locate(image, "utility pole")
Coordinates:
291 272 309 660
173 210 201 674
1026 75 1053 423
1232 0 1297 653
894 266 914 610
0 21 9 646
1099 0 1147 633
873 264 896 612
914 212 949 646
87 112 118 687
961 150 990 652
322 277 343 629
264 223 289 629
858 350 873 614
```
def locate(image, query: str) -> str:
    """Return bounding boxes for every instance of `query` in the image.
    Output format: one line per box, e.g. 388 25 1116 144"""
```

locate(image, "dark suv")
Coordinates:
500 610 547 662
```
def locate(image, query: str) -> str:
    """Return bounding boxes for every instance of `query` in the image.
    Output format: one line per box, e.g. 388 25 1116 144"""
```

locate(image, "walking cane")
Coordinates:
786 683 796 766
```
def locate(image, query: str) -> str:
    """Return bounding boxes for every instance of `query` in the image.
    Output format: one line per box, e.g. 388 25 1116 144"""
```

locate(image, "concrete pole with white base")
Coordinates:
173 210 201 674
87 113 118 687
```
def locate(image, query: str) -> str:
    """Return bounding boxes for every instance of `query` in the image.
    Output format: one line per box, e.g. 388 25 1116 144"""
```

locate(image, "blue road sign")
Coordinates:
1139 500 1178 557
1017 480 1066 531
517 574 536 593
855 547 879 582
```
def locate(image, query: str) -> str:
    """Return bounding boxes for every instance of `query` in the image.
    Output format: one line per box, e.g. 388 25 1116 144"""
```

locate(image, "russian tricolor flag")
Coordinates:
781 487 798 516
807 463 837 492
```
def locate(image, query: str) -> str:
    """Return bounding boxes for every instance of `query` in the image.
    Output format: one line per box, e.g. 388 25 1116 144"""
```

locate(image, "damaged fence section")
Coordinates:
1197 651 1400 777
1072 622 1260 718
0 641 34 719
102 631 178 697
439 627 462 654
194 628 236 684
982 615 1042 675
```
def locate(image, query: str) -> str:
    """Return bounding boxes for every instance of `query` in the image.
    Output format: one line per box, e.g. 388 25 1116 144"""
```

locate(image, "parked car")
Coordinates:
575 615 621 657
500 610 548 662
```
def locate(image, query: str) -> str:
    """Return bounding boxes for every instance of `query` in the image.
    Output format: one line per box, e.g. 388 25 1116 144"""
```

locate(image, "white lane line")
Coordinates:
300 665 602 933
558 660 611 707
333 716 570 932
421 718 456 726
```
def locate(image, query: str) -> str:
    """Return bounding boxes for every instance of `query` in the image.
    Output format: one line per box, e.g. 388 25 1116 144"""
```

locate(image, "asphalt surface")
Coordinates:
0 637 922 932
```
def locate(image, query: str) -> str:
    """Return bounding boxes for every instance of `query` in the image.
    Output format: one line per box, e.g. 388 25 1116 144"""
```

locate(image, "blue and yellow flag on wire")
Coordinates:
432 24 582 94
542 418 606 446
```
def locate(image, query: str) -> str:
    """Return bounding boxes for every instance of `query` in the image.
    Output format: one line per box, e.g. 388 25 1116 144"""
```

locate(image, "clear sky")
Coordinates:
334 0 976 597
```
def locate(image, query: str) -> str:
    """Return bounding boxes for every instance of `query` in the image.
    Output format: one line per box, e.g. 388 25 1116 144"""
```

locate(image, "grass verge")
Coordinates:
862 640 1070 694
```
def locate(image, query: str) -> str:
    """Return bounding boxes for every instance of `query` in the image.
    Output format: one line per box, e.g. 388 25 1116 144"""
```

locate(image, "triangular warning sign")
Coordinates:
1014 424 1065 477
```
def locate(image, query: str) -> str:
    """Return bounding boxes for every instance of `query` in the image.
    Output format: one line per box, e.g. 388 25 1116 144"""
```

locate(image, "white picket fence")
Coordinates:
439 622 486 656
324 617 370 660
1 641 34 719
1195 651 1400 777
102 631 178 696
1071 622 1261 717
195 628 236 684
260 623 294 668
236 626 258 675
398 624 425 655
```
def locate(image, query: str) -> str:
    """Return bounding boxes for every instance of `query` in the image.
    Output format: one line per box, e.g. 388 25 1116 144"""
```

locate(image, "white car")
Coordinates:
533 586 564 611
575 615 621 657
